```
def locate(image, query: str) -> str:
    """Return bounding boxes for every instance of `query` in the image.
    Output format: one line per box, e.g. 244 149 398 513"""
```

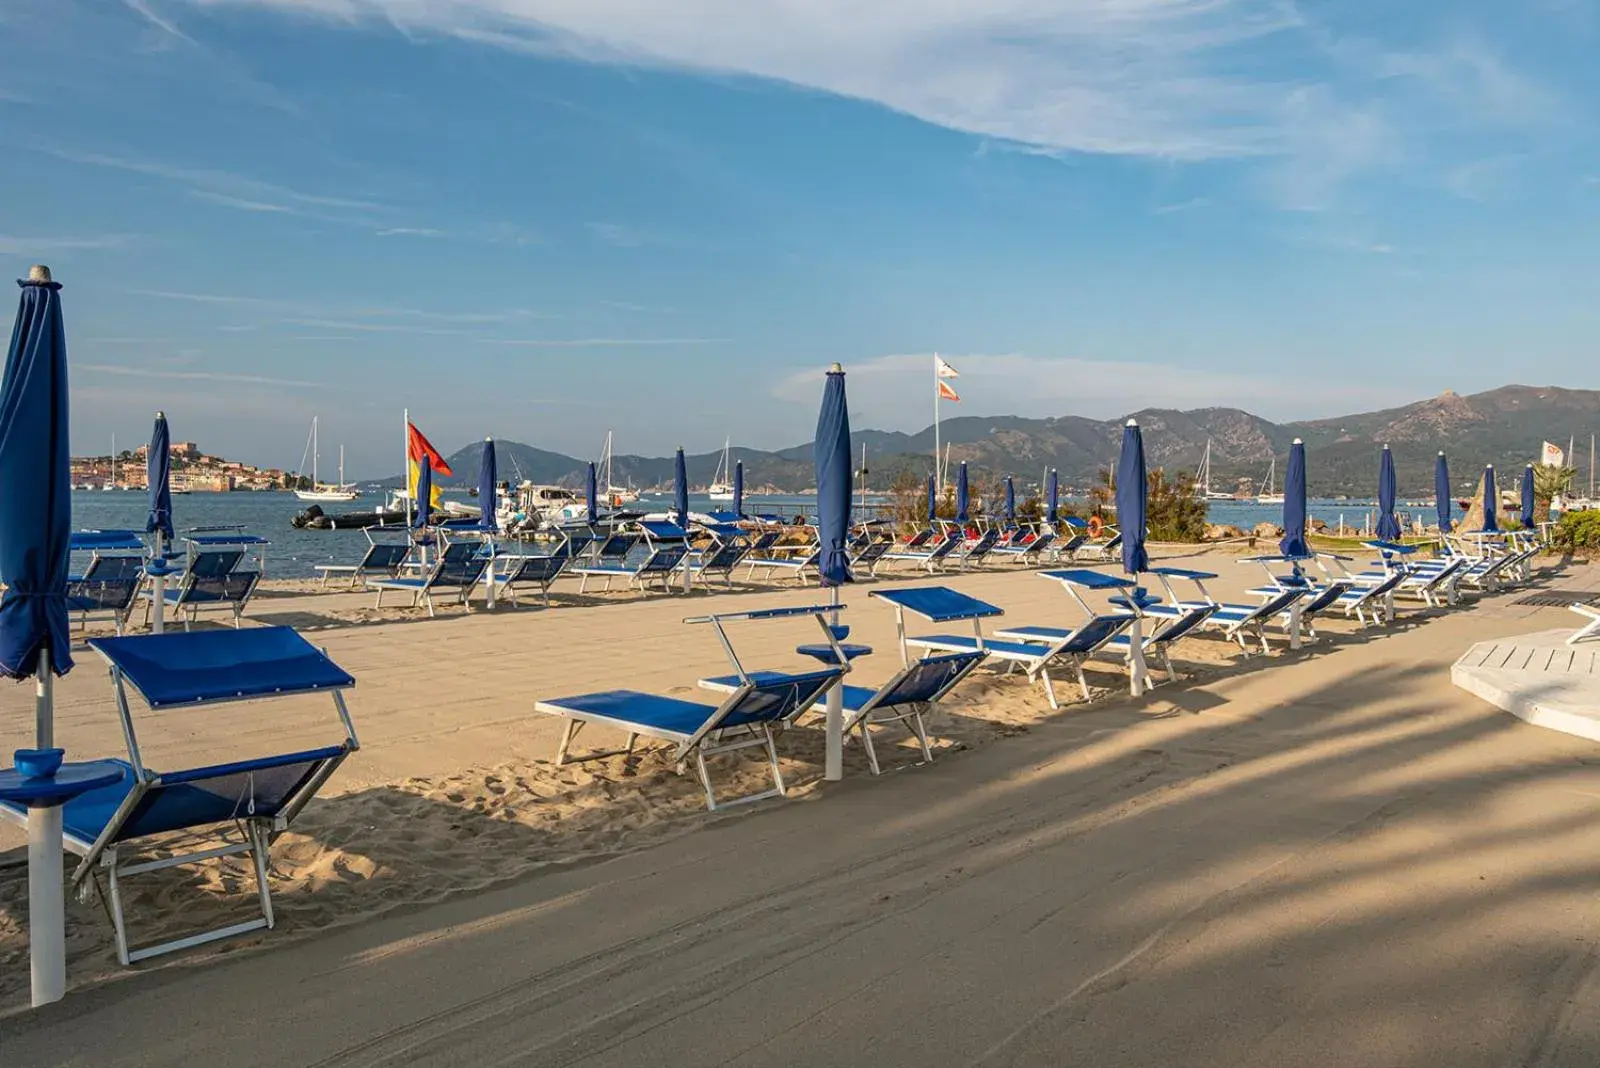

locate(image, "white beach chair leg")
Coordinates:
249 820 276 930
858 721 882 775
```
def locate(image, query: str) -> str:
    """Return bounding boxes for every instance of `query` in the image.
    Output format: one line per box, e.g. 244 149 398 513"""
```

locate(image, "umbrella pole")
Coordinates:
824 585 843 781
31 651 66 1006
150 531 165 635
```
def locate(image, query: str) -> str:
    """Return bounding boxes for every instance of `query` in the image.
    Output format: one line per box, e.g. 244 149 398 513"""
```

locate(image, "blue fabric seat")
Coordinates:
571 542 689 594
536 667 842 810
315 541 411 589
700 650 986 775
368 540 488 616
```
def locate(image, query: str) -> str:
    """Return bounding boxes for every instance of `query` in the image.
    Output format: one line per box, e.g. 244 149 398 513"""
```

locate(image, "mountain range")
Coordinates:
394 385 1600 499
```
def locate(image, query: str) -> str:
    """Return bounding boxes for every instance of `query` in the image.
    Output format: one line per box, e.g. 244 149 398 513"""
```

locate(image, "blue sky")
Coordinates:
3 0 1597 477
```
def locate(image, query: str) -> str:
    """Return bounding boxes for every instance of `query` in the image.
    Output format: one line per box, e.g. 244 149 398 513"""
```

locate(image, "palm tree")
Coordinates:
1533 464 1576 522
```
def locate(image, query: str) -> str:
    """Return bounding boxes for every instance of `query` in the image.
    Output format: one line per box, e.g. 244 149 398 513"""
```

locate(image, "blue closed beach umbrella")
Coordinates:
0 266 73 687
146 412 173 544
1279 438 1309 558
1435 452 1452 533
412 458 432 530
1376 444 1401 540
1115 419 1149 576
0 265 78 1006
1046 469 1059 525
479 438 498 530
1482 465 1499 533
1003 476 1015 522
585 460 598 526
1521 464 1536 529
814 362 853 587
733 460 744 518
926 473 936 525
674 447 688 529
956 462 969 524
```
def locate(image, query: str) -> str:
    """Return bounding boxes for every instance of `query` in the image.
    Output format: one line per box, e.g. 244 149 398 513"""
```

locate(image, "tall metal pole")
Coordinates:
932 354 941 493
402 408 413 528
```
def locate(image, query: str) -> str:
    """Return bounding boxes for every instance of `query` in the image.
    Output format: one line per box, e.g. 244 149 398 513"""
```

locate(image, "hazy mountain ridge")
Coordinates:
398 385 1599 498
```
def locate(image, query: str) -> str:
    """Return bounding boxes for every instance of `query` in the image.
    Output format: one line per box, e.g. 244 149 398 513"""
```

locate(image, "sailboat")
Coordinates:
103 433 117 490
294 417 360 502
1194 439 1236 501
707 438 735 501
598 431 638 505
1255 454 1285 505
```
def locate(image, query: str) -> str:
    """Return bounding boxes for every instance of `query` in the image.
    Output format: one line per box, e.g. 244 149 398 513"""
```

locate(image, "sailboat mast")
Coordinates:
311 416 319 487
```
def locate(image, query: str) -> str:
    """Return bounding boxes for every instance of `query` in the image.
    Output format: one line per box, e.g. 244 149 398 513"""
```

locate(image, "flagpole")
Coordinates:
932 353 941 493
402 408 413 528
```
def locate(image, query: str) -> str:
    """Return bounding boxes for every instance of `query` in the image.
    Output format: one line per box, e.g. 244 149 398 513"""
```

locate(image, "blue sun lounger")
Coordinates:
701 649 987 775
67 530 148 635
536 667 843 810
878 529 963 573
368 540 489 616
149 534 269 630
571 540 689 593
314 534 412 589
871 585 1126 710
0 626 359 965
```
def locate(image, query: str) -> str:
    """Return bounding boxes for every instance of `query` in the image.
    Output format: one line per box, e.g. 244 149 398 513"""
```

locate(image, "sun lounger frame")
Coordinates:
0 627 361 965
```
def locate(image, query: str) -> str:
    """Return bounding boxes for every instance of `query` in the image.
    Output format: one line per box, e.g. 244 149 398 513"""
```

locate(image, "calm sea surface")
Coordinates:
68 490 1420 579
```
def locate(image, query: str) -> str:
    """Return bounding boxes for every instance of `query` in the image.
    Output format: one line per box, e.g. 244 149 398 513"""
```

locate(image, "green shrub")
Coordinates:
1553 510 1600 552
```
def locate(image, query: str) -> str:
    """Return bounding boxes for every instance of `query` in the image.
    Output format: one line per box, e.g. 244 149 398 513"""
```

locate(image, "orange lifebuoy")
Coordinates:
1088 515 1104 538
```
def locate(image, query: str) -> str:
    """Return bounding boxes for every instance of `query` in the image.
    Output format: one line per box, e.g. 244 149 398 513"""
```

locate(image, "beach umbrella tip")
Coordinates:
27 264 51 283
1126 418 1138 427
1293 437 1302 444
828 362 843 373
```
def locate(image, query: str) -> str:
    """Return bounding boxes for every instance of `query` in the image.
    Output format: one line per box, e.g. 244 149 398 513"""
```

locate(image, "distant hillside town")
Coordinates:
71 440 292 492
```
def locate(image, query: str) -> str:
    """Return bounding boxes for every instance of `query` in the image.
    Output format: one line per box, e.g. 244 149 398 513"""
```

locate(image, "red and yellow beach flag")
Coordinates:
937 379 961 402
407 421 452 508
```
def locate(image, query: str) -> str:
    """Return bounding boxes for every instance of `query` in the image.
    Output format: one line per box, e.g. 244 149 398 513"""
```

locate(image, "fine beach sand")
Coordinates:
4 550 1600 1066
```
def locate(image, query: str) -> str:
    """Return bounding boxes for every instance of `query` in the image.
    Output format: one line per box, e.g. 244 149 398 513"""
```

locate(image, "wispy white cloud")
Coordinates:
482 336 724 347
120 0 194 44
375 226 445 237
77 362 321 389
37 146 388 223
184 0 1567 212
0 233 137 254
1152 197 1211 215
189 189 297 213
586 221 651 247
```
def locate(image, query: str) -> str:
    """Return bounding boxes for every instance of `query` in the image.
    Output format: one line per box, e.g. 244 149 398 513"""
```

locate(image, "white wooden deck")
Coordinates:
1452 628 1600 742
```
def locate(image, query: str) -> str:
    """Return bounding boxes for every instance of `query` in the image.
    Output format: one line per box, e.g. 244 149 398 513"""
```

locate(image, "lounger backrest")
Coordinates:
904 528 933 550
104 745 349 843
854 539 890 564
1248 587 1304 620
1300 581 1352 614
1102 532 1123 551
748 530 781 553
362 543 411 574
640 544 688 573
435 546 489 587
868 650 987 710
687 668 842 750
84 554 146 582
510 555 566 583
594 533 637 562
1059 533 1087 552
1058 614 1133 653
927 531 963 559
1027 531 1056 554
700 542 746 570
190 549 243 579
966 529 1000 555
563 533 596 559
1360 570 1406 598
1149 603 1217 645
185 570 260 605
66 575 142 613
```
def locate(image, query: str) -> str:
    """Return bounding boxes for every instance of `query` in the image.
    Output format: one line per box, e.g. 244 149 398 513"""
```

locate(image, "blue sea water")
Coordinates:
68 489 1419 578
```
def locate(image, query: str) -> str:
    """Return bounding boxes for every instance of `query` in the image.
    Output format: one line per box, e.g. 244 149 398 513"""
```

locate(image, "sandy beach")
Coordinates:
3 551 1599 1065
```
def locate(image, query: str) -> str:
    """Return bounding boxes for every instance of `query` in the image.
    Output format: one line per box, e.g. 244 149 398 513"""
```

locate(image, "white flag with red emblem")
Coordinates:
934 355 960 379
1542 441 1565 467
